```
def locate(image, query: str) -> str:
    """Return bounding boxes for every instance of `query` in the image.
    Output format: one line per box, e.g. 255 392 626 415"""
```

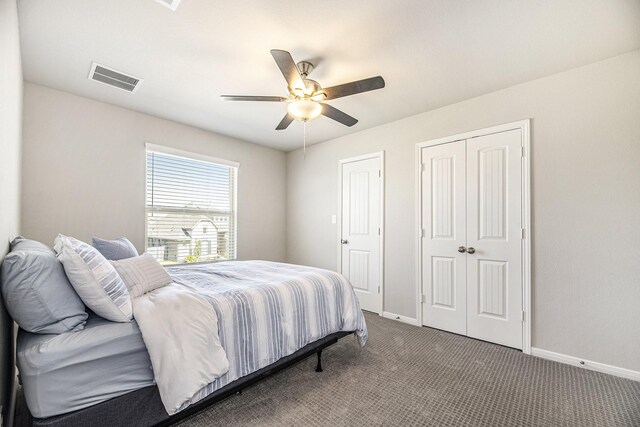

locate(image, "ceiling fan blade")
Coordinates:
275 113 295 130
321 104 358 127
270 49 304 90
322 76 385 100
220 95 288 102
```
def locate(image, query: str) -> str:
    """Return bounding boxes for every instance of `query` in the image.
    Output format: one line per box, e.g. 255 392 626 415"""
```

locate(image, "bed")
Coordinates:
6 260 367 426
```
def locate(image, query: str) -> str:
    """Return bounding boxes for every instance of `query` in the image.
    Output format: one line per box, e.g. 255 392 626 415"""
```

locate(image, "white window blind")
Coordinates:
145 146 238 265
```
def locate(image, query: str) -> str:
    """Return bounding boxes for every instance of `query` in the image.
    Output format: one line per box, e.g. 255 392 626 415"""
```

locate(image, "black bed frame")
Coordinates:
13 330 353 427
0 290 15 427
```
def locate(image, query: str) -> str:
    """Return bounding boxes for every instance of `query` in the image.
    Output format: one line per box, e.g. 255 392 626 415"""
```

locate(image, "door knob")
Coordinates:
341 239 349 245
467 247 476 254
458 246 466 253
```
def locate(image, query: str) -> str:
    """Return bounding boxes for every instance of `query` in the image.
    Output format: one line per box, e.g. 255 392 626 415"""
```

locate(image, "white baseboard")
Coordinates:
531 347 640 382
382 311 419 326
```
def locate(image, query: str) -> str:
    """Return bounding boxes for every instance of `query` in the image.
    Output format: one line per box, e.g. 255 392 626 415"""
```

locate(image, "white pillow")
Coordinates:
110 253 173 298
54 234 132 322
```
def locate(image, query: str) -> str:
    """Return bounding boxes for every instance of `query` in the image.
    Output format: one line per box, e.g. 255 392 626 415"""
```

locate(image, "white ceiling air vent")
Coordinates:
88 63 143 93
154 0 181 11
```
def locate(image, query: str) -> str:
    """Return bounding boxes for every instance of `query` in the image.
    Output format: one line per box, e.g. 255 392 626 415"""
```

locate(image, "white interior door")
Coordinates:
466 129 523 349
420 129 524 350
341 156 381 313
421 141 467 335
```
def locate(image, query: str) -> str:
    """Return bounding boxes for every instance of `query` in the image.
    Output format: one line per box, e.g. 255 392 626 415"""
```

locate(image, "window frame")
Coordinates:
144 143 239 264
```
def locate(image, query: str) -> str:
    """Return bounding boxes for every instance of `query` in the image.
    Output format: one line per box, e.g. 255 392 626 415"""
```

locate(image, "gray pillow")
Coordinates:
92 237 139 261
0 236 88 334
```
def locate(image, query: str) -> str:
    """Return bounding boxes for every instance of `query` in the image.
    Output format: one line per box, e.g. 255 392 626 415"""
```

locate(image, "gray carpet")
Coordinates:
177 312 640 426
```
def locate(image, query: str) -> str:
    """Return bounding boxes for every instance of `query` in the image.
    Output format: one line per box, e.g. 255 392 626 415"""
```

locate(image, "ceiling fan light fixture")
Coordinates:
287 99 322 121
222 49 385 131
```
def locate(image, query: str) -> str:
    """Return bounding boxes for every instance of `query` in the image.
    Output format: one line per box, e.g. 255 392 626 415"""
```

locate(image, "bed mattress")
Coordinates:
17 315 155 418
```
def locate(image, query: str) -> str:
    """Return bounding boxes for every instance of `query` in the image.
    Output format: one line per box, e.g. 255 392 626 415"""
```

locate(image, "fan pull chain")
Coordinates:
303 120 307 158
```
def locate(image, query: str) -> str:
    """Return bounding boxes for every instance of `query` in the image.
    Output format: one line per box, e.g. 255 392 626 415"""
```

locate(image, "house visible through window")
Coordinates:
145 146 238 264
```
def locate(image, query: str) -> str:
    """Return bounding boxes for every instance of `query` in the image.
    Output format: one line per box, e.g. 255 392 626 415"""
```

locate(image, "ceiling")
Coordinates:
18 1 640 151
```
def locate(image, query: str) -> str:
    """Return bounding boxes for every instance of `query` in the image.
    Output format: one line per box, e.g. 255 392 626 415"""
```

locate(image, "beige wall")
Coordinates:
0 0 22 421
0 0 22 255
287 51 640 371
21 83 287 262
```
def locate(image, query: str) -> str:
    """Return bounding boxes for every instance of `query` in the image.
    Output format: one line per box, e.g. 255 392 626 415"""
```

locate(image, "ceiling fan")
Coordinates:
221 49 385 130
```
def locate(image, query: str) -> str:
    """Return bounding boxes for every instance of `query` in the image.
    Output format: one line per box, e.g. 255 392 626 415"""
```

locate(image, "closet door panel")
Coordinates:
421 140 467 334
466 129 523 349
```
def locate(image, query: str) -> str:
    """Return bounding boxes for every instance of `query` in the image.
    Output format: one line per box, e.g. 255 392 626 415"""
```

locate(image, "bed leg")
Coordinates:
315 350 323 372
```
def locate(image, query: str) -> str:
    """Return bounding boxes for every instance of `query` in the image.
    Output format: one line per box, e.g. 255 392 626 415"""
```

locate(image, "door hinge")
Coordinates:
421 294 425 303
378 227 380 235
421 163 426 172
420 228 425 238
521 311 526 322
521 146 525 158
521 228 525 239
377 286 380 294
378 169 381 177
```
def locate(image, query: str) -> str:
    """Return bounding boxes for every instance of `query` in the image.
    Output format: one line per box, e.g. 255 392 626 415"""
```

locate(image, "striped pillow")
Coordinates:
110 253 172 298
54 235 132 322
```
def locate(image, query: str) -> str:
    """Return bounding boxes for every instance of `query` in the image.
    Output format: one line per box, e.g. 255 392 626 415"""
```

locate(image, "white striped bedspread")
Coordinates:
167 260 367 411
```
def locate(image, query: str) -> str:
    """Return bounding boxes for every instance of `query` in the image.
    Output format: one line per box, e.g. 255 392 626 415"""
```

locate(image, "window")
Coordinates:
145 145 238 265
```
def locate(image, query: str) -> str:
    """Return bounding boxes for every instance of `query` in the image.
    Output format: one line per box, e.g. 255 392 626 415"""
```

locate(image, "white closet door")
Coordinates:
466 129 523 349
421 140 467 335
341 156 381 313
